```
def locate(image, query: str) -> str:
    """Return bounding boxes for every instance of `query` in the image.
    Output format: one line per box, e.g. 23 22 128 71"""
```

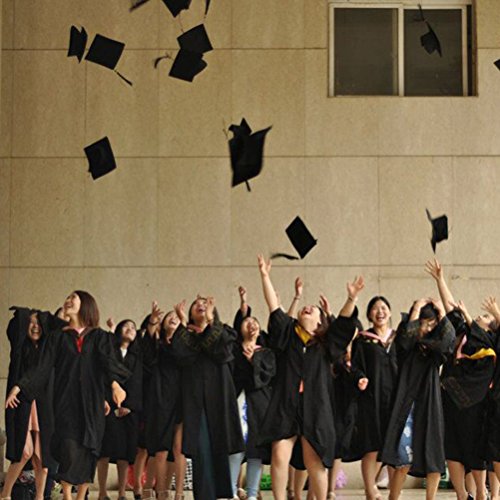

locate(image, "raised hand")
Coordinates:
482 296 500 320
425 258 443 282
206 296 215 323
358 378 369 391
5 386 21 409
150 301 164 325
319 294 332 317
347 276 365 300
104 400 111 416
295 277 304 299
106 317 116 332
238 286 247 303
242 343 255 362
430 298 446 320
174 300 187 326
257 254 272 277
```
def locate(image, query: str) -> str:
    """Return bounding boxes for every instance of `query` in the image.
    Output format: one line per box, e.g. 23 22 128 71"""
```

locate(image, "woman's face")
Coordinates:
241 317 260 341
120 321 137 343
298 305 322 334
369 300 391 328
190 298 207 325
27 313 41 343
163 311 180 333
63 292 81 317
476 312 495 331
419 317 438 336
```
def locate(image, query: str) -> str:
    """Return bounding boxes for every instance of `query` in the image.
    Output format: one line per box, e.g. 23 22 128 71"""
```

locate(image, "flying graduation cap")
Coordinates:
271 216 318 261
426 209 448 253
130 0 211 16
416 5 442 57
229 118 272 191
85 34 133 86
84 137 117 180
67 25 88 62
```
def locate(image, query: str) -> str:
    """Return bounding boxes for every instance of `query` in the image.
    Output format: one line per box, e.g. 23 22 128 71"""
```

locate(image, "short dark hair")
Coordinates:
74 290 100 328
366 296 391 321
188 297 219 326
419 303 439 322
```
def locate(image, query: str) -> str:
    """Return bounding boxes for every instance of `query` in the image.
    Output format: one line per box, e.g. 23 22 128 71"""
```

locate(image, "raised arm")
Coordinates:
239 286 249 317
338 276 365 318
425 258 455 313
258 254 279 313
287 277 303 318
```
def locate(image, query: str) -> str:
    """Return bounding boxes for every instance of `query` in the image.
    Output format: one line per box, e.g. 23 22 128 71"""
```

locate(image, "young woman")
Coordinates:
348 295 398 500
97 319 143 500
6 291 129 500
230 286 276 500
143 303 186 500
426 258 498 500
380 295 455 500
256 254 363 500
170 296 244 500
2 308 63 500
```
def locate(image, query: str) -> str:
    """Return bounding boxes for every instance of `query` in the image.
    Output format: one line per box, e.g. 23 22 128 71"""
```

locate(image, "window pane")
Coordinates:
404 9 463 96
334 8 398 96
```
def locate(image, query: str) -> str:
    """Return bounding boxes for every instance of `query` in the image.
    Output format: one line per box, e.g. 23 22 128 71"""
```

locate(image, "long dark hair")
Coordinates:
366 296 392 321
74 290 100 328
188 297 220 326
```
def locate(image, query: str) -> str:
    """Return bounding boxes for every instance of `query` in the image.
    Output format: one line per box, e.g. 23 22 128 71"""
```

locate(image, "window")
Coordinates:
329 1 475 97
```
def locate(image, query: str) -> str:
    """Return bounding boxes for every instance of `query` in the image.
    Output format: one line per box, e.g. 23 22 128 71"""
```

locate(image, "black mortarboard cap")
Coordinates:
177 24 213 54
494 59 500 71
229 118 271 191
421 22 442 57
426 209 448 253
271 216 317 261
84 137 117 180
68 26 88 62
85 34 133 85
162 0 192 17
169 49 207 82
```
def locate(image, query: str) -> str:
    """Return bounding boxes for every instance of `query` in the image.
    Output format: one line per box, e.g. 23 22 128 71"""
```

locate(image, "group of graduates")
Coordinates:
2 256 500 500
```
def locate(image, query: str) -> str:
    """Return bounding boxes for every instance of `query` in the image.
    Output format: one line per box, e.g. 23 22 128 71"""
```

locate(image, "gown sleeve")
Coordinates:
267 308 293 352
419 316 455 356
350 338 367 384
97 330 132 386
326 312 357 361
252 348 277 390
233 305 252 335
123 353 143 413
461 321 496 355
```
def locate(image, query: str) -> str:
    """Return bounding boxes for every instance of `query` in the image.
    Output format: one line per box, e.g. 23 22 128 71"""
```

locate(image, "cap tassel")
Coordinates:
154 52 172 69
245 181 251 192
114 70 133 86
205 0 211 16
270 253 299 261
130 0 151 11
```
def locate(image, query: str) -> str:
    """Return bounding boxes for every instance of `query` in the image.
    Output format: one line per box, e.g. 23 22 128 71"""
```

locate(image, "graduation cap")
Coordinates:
494 59 500 71
162 0 192 17
68 25 88 62
84 137 117 180
421 22 442 57
229 118 272 191
426 209 448 253
271 216 318 260
177 24 213 53
169 50 207 81
85 34 133 86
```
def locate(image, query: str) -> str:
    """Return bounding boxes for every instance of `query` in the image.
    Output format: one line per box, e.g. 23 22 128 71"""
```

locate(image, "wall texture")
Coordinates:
1 0 500 485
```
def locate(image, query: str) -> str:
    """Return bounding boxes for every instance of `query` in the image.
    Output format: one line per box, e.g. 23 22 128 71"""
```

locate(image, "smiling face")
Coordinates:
241 317 260 341
63 292 81 318
298 305 322 334
189 298 208 326
27 313 41 343
476 312 496 331
162 311 181 335
368 299 392 329
119 321 137 344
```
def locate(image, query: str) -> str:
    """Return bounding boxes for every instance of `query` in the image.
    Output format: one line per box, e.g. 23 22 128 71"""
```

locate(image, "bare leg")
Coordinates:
489 470 500 500
301 437 327 500
76 483 90 500
287 466 295 499
388 466 410 500
271 437 297 500
425 472 440 500
173 425 187 498
117 460 129 498
327 459 341 498
31 455 48 500
471 469 487 500
133 449 148 497
165 461 175 494
293 468 308 498
154 451 168 498
1 457 31 498
447 460 468 500
61 481 73 500
97 458 110 499
361 451 382 499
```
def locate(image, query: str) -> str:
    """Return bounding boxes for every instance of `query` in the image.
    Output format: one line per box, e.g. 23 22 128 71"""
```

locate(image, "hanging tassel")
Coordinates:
115 70 133 86
204 0 211 17
154 52 172 69
130 0 151 11
245 181 251 192
270 253 299 261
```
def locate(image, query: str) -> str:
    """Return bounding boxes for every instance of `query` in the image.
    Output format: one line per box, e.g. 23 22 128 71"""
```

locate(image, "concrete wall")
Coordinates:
2 0 500 488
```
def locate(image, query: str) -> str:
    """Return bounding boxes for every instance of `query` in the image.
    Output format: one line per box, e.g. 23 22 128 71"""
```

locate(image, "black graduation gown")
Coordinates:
142 333 181 456
380 316 455 477
441 312 496 468
258 308 357 469
232 344 276 463
170 319 244 499
100 342 143 464
17 326 130 484
5 307 62 468
344 329 398 461
484 328 500 461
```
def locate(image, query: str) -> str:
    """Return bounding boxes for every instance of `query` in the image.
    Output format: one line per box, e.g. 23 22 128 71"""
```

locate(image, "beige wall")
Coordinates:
1 0 500 486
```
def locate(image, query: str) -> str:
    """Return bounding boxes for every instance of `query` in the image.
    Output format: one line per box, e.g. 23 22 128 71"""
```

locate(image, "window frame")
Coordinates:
328 0 472 97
